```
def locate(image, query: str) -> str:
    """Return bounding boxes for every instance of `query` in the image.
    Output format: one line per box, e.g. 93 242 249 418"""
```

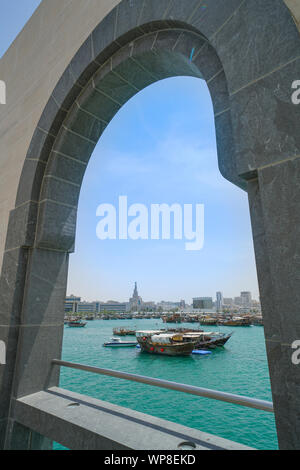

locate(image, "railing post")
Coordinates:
5 421 52 450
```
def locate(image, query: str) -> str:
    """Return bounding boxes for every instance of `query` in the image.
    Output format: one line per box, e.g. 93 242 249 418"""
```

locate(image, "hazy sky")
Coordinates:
2 1 260 304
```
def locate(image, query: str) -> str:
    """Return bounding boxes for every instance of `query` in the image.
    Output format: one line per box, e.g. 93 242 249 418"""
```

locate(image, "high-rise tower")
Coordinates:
133 282 138 299
216 292 223 312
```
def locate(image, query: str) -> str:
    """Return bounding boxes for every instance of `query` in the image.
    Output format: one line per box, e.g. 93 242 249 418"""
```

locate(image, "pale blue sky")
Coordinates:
69 77 259 303
1 1 259 304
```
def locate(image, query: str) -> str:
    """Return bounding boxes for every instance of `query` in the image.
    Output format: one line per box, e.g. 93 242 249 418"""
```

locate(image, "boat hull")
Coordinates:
113 329 136 336
137 340 196 356
192 333 232 349
104 342 137 347
195 334 232 349
218 321 251 326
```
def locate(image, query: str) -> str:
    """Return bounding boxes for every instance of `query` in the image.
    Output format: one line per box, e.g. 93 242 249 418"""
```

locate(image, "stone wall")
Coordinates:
0 0 120 272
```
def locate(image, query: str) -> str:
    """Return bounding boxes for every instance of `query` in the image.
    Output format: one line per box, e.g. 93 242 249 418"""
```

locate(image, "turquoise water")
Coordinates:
56 319 278 450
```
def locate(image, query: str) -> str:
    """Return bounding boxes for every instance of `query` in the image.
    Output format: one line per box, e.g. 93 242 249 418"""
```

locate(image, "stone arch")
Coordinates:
32 26 237 253
1 0 300 450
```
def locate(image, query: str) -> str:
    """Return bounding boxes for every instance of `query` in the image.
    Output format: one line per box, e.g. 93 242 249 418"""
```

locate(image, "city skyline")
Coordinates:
67 282 259 305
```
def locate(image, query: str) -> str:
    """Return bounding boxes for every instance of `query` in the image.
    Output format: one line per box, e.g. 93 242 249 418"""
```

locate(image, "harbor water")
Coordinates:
55 319 278 450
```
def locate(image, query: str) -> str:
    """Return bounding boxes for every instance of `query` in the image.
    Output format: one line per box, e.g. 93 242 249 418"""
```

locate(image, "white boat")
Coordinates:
103 337 137 348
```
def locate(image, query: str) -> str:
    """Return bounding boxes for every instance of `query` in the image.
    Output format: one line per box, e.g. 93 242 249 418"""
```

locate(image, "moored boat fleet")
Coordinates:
65 313 263 326
93 312 263 325
103 327 232 356
199 314 263 326
64 313 262 357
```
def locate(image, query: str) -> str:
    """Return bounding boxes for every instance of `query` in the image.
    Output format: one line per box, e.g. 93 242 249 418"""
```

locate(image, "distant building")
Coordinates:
77 302 97 313
216 292 223 312
223 298 233 307
251 299 261 310
65 295 81 314
241 291 252 308
157 301 179 310
142 301 156 311
99 302 127 313
129 282 143 311
65 295 128 315
234 296 242 306
94 301 102 313
193 297 213 309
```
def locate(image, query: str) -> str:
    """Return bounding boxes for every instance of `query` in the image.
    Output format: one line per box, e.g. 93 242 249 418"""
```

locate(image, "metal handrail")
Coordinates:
52 359 274 413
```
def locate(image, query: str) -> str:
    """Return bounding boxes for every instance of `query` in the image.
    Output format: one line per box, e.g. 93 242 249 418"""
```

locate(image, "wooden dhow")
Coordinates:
136 331 197 356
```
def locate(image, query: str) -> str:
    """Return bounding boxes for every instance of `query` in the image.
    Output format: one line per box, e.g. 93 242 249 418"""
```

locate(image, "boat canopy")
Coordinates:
181 332 205 337
136 330 162 337
151 334 182 344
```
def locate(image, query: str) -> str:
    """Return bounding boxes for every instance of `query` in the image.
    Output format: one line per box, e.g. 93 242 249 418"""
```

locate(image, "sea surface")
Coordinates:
54 319 278 450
